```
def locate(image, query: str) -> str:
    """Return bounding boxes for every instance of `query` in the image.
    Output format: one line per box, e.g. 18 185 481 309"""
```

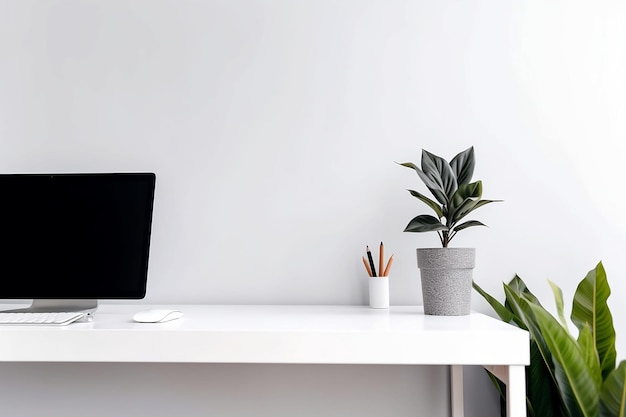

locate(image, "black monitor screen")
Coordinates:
0 173 155 299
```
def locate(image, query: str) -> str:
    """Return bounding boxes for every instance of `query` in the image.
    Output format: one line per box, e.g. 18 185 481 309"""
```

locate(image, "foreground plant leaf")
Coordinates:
472 281 514 323
571 262 616 380
529 303 599 417
507 275 542 306
527 340 568 417
548 279 569 332
577 324 603 390
504 286 560 387
474 263 621 417
600 360 626 417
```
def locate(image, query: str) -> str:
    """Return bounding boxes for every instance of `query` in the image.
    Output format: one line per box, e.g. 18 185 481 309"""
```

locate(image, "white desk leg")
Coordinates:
450 365 464 417
483 365 526 417
507 365 526 417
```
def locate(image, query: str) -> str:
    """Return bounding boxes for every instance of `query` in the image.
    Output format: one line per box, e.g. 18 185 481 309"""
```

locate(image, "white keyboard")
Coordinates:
0 312 86 325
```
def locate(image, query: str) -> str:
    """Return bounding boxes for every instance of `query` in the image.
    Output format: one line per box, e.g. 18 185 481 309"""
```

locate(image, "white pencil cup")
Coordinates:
369 276 389 309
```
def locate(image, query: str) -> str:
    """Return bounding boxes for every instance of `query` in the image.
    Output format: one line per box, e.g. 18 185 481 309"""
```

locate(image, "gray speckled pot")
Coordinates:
416 248 475 316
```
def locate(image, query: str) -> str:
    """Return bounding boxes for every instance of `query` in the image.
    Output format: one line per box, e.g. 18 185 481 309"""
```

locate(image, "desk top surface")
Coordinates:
0 304 529 365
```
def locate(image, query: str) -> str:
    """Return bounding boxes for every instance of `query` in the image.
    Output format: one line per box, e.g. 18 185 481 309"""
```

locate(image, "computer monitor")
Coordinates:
0 173 156 313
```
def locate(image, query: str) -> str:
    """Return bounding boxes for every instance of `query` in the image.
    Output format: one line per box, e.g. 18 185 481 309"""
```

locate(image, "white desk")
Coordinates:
0 305 529 417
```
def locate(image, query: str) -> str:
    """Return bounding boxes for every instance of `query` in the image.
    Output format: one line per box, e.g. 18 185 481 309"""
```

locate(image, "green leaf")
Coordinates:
548 279 569 331
507 275 542 307
529 303 600 417
484 370 508 417
600 360 626 417
397 161 419 172
471 199 502 210
578 324 603 390
472 280 514 323
477 265 622 417
403 215 448 233
503 286 560 389
421 149 457 201
450 146 475 186
398 161 449 205
451 220 486 232
474 278 567 416
451 181 483 209
528 340 568 417
407 189 444 218
453 180 483 202
448 181 500 224
503 285 542 344
571 262 616 380
450 198 501 225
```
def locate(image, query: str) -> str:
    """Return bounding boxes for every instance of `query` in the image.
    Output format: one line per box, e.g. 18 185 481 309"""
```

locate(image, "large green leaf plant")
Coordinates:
474 262 626 417
398 146 500 247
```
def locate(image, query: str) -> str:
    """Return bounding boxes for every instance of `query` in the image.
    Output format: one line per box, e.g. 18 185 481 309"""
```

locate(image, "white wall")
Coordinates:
1 1 625 416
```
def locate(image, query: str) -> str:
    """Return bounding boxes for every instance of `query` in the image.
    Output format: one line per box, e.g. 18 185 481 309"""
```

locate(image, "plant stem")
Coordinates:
442 231 450 248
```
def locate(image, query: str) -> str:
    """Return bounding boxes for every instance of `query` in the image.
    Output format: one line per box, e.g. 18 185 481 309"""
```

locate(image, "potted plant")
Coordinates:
398 146 500 315
474 262 626 417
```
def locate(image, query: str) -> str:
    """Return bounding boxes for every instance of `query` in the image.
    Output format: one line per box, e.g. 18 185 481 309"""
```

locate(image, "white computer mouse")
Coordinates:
133 309 184 323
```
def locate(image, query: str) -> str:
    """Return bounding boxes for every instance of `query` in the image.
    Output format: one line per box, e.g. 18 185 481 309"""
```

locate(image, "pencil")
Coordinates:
383 254 394 277
362 256 373 277
378 242 384 278
366 246 377 277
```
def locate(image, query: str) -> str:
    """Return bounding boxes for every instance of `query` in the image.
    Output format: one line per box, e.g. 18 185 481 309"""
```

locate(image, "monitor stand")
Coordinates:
1 299 98 316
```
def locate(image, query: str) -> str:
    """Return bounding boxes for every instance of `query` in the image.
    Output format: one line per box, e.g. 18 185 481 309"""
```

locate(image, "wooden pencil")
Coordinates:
362 256 373 277
383 254 394 277
379 242 384 278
